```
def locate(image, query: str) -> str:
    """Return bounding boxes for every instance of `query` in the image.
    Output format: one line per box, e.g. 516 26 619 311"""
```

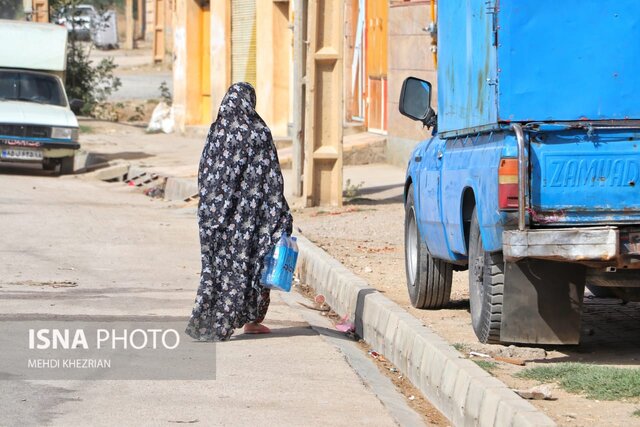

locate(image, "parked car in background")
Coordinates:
0 20 80 174
55 4 96 41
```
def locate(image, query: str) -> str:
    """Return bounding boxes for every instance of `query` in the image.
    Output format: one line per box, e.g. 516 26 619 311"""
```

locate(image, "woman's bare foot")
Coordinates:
243 323 271 334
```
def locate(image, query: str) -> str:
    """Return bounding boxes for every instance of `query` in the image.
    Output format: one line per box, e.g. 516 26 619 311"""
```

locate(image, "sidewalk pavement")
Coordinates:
76 123 555 426
0 169 414 427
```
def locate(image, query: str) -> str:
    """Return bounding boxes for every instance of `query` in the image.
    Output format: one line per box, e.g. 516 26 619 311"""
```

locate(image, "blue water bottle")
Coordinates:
260 234 298 292
284 236 299 291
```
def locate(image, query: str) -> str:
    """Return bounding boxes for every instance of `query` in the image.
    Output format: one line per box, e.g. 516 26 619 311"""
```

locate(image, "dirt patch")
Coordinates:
293 203 640 426
357 340 450 426
91 99 160 124
294 282 449 426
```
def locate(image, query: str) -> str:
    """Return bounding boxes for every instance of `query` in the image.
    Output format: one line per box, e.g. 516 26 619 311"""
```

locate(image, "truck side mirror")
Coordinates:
70 98 84 114
399 77 436 129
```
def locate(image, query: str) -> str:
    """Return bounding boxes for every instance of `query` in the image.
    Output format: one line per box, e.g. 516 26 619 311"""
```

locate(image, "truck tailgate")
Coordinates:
530 130 640 224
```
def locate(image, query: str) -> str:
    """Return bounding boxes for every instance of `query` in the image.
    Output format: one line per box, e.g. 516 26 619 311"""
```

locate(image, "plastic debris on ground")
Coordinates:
335 315 355 333
368 350 386 362
146 102 174 134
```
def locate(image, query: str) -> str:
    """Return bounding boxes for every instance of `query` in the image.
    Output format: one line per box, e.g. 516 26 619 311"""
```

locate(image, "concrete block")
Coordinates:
451 369 473 427
512 411 557 427
479 387 524 427
361 297 380 345
407 335 425 384
438 359 460 417
496 399 540 427
427 350 447 393
383 314 400 357
87 162 130 181
164 177 198 201
392 320 415 372
418 340 437 393
465 379 491 426
478 387 503 427
373 301 391 352
127 165 147 180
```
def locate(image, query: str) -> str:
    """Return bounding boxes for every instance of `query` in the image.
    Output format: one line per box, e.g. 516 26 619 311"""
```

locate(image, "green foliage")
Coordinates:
633 409 640 417
128 104 145 122
0 0 21 19
517 363 640 401
344 179 365 199
474 360 498 374
159 81 172 105
452 343 465 352
65 43 121 115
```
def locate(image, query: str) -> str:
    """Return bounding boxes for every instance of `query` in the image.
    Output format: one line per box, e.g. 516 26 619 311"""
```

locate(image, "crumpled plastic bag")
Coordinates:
147 102 174 134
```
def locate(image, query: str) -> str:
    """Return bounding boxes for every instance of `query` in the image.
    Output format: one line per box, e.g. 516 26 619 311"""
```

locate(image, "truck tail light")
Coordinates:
498 158 519 210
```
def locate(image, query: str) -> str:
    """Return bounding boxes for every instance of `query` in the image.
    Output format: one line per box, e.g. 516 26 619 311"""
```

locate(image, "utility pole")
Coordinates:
291 0 306 198
125 0 135 49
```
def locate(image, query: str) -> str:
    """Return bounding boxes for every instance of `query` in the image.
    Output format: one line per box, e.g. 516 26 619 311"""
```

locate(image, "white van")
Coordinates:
0 20 80 174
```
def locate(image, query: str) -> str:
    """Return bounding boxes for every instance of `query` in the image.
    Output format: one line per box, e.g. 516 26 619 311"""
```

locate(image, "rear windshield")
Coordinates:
0 71 67 107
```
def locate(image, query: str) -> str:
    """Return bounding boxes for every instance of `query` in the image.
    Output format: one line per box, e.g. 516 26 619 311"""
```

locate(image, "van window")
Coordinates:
0 71 66 107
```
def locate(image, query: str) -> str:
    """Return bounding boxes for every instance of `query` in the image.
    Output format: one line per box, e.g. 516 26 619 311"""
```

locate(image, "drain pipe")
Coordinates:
511 123 527 231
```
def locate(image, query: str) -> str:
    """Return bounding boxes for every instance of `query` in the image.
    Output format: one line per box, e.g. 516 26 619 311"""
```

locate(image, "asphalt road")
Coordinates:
0 166 416 426
109 71 173 101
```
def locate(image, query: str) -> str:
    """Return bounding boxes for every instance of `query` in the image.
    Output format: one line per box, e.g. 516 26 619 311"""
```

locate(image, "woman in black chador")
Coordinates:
186 82 292 341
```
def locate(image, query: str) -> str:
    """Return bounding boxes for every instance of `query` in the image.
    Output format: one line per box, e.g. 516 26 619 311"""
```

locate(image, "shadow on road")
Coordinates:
345 183 405 206
231 324 356 342
0 163 58 177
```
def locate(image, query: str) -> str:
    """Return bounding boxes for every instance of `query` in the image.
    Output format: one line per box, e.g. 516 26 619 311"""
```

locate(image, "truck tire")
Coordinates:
404 185 452 309
468 207 503 343
585 284 616 298
59 156 75 175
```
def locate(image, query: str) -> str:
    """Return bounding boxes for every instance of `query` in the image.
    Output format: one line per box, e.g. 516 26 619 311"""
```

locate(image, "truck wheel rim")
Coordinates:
406 206 418 285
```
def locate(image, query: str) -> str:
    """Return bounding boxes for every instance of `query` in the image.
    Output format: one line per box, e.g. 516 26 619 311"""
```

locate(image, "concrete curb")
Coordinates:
295 234 556 427
84 160 555 426
164 177 198 201
84 161 199 202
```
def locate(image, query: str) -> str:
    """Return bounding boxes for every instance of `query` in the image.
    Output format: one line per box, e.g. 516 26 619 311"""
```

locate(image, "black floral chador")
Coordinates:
186 82 293 341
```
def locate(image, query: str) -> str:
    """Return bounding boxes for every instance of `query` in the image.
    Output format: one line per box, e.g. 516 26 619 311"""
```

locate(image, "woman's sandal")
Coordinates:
243 323 271 334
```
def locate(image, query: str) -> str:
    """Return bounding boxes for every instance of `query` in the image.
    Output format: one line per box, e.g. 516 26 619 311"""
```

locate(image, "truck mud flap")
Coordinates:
501 260 585 345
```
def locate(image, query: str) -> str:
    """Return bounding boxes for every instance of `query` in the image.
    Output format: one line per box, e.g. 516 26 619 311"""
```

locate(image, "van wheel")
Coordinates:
404 185 452 309
59 156 74 175
468 207 503 343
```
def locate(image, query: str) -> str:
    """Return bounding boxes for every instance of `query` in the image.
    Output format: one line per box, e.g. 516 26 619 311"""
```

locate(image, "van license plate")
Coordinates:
1 148 43 161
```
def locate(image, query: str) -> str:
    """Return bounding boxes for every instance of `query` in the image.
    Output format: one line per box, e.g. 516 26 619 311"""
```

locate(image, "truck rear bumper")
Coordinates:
503 227 619 262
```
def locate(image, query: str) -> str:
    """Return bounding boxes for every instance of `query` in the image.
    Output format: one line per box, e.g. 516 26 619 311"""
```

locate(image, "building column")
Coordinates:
210 0 231 120
256 0 291 137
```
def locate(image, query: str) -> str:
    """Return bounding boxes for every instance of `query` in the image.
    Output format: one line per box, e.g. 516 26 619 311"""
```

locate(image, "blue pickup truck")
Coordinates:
400 0 640 345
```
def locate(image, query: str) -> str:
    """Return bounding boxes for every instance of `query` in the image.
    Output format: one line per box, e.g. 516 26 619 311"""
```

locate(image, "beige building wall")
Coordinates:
172 0 211 132
173 0 292 136
209 0 230 121
387 1 437 167
256 0 292 137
